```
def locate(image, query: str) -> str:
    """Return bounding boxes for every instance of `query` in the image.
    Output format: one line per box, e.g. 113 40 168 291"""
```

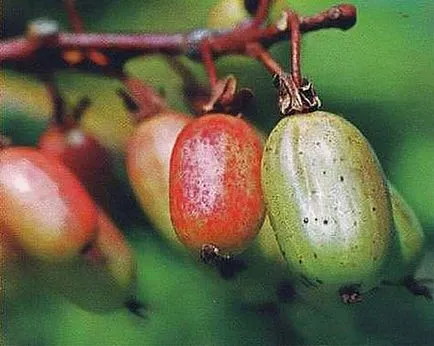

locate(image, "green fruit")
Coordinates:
207 0 250 29
253 216 286 266
385 183 425 282
262 111 393 300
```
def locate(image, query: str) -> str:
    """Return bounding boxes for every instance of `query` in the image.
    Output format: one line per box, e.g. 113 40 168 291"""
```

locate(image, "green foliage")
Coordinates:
2 1 434 345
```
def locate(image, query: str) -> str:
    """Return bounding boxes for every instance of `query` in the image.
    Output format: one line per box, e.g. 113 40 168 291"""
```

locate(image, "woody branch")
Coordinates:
0 3 356 74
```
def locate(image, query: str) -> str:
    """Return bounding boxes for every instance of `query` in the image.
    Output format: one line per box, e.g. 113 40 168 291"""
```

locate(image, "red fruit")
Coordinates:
169 113 265 256
0 147 97 261
38 123 112 204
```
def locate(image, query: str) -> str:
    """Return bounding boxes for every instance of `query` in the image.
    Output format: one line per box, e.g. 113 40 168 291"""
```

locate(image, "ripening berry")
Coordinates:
262 111 393 302
39 126 111 193
120 77 192 246
170 113 265 256
385 184 426 282
0 147 98 262
127 112 191 244
207 0 251 29
38 104 112 206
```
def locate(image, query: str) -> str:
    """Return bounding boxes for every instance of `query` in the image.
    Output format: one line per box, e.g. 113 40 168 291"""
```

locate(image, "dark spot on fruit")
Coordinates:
340 176 344 182
322 171 326 175
313 253 318 259
373 256 378 261
299 151 303 155
353 221 357 226
303 217 309 224
314 218 318 222
299 259 303 264
323 219 328 225
372 207 376 212
316 142 320 146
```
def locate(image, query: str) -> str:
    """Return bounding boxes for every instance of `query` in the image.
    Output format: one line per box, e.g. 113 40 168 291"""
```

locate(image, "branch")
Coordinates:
0 4 356 74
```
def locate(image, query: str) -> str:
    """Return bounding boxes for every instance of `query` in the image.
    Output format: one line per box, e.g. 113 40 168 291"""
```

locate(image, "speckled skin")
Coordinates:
385 184 425 282
262 111 393 294
170 113 265 255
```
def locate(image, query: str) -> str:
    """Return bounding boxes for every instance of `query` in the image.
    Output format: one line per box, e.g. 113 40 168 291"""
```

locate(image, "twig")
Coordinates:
245 42 283 75
200 39 218 88
64 0 85 33
0 4 356 74
287 11 301 88
250 0 271 28
42 75 66 125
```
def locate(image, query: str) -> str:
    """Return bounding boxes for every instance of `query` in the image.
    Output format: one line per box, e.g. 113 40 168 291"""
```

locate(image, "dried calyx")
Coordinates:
273 10 322 116
200 244 248 280
273 73 321 116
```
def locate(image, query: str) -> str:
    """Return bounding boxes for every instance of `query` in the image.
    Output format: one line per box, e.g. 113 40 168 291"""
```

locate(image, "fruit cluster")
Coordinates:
1 0 430 323
0 143 141 314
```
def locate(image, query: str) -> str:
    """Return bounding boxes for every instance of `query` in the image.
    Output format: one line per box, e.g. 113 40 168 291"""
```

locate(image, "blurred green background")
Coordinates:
2 0 434 345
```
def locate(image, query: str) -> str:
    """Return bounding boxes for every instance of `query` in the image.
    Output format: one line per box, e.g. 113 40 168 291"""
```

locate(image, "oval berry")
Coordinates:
127 111 191 244
207 0 250 29
262 111 393 298
0 147 97 262
38 123 112 205
385 183 426 282
169 113 265 256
